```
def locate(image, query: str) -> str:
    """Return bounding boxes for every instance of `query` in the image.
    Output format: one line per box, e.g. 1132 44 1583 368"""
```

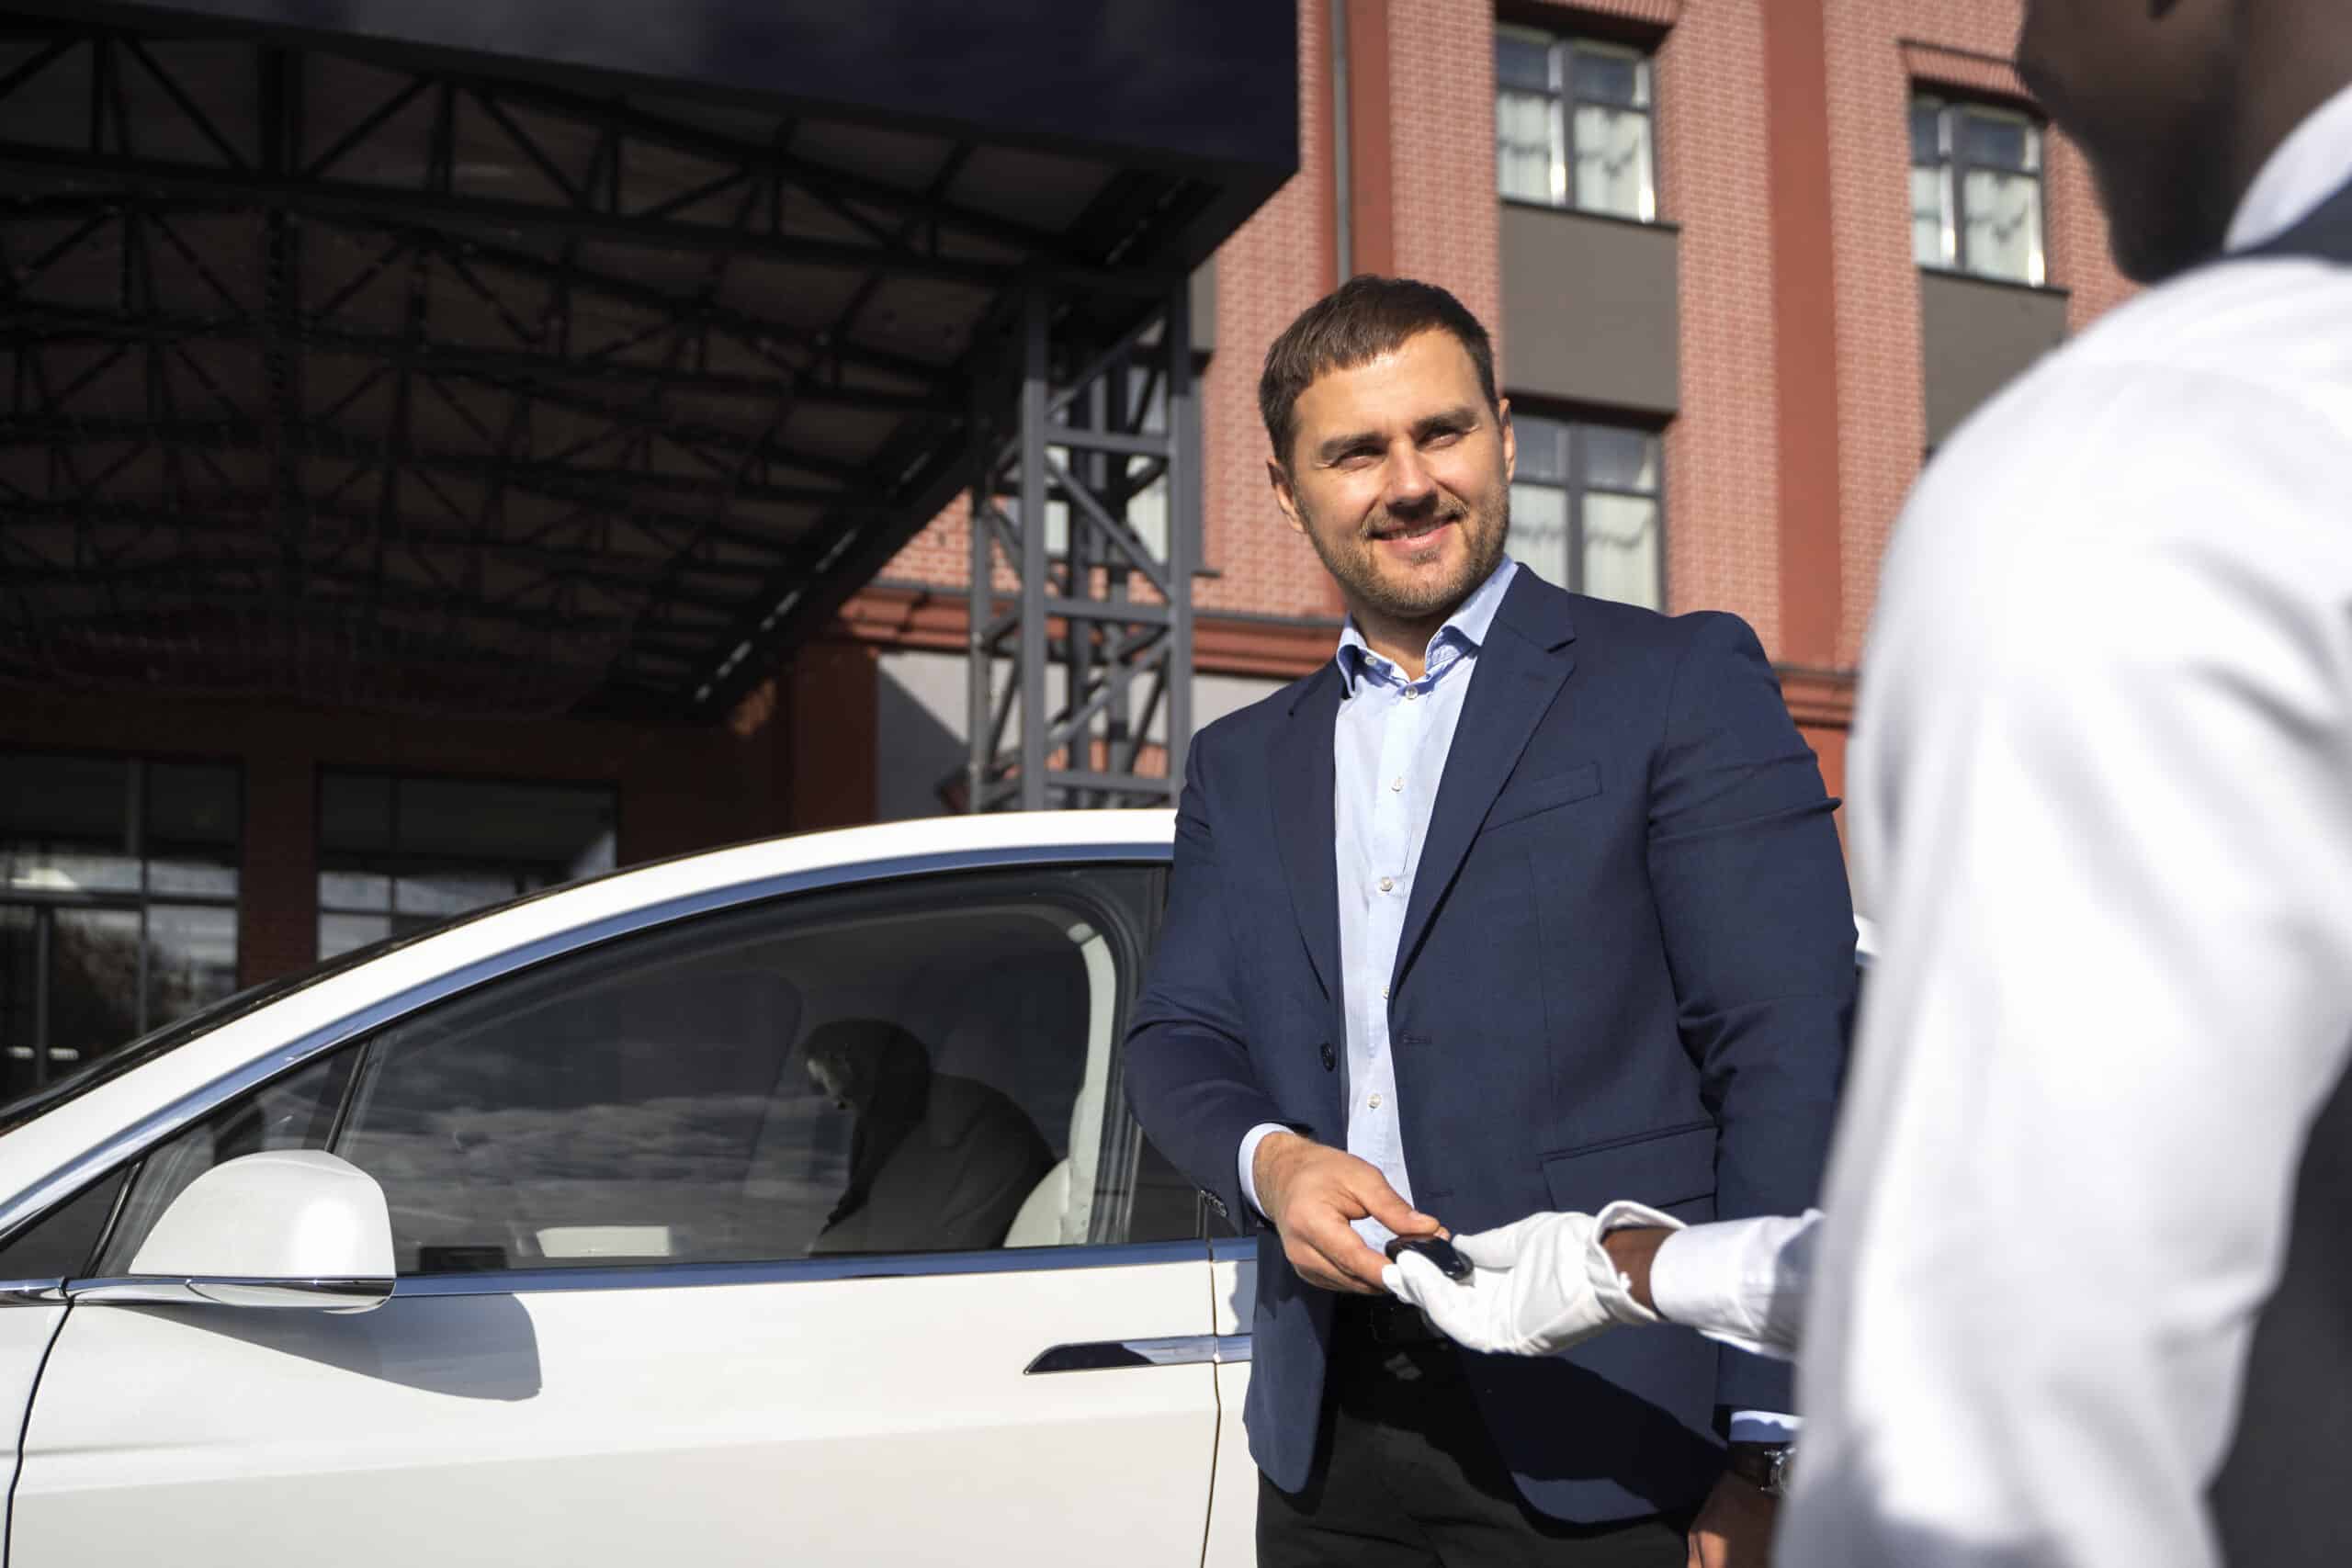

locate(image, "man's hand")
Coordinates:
1383 1211 1638 1354
1686 1472 1775 1568
1253 1132 1441 1293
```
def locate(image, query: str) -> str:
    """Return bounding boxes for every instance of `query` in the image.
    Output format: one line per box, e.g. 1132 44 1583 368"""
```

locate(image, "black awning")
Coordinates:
0 0 1295 718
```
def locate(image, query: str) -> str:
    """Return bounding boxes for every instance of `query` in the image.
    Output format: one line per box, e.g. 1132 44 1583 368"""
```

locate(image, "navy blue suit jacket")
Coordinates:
1124 570 1855 1523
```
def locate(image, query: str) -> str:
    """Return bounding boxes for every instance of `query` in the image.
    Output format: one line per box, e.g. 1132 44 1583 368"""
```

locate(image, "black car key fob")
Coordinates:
1385 1233 1472 1281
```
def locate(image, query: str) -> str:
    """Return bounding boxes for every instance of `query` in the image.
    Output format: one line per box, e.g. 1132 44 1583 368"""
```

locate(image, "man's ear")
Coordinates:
1267 456 1308 536
1498 397 1516 483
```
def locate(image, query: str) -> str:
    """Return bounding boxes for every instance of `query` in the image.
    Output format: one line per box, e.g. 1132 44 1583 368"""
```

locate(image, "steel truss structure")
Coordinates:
962 285 1197 811
0 10 1230 724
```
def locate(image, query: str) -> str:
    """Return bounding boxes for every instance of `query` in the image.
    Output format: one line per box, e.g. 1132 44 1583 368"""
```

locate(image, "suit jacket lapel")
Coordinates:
1392 573 1577 994
1271 663 1344 1006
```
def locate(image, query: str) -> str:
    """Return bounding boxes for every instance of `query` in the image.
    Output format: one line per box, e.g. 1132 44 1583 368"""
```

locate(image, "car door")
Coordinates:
8 860 1221 1567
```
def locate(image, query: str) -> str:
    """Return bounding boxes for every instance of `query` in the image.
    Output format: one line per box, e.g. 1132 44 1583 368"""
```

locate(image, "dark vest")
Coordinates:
2205 172 2352 1566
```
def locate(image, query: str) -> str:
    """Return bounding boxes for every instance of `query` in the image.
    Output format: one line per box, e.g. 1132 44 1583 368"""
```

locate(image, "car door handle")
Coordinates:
1024 1335 1252 1374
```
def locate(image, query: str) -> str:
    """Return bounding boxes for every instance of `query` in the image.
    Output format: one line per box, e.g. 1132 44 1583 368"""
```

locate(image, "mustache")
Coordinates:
1363 505 1465 540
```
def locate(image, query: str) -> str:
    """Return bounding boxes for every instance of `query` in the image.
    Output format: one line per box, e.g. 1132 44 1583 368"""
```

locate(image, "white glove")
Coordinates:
1381 1204 1681 1357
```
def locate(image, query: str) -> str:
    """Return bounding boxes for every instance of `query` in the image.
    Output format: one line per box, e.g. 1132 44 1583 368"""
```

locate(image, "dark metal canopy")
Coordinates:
0 0 1295 718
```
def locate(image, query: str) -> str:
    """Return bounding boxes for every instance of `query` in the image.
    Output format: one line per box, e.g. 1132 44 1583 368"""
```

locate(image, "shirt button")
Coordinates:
1378 876 1394 893
1402 688 1419 702
1380 983 1389 999
1389 776 1404 792
1368 1093 1383 1110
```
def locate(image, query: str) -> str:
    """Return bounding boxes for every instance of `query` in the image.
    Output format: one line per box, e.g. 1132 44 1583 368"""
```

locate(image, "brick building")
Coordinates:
1 1 2127 1074
862 0 2130 818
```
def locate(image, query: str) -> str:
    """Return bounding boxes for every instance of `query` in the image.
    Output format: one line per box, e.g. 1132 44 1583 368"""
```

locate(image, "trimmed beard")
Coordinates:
1296 489 1511 627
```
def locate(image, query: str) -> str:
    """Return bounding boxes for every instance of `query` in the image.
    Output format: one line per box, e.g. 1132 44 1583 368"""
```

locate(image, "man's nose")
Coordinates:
1385 443 1438 510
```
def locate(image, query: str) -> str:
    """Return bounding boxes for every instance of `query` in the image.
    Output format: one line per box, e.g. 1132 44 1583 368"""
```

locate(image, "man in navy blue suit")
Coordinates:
1124 276 1855 1566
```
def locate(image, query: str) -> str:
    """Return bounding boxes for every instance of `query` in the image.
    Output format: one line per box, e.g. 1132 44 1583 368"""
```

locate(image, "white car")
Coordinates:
0 810 1871 1567
0 811 1262 1568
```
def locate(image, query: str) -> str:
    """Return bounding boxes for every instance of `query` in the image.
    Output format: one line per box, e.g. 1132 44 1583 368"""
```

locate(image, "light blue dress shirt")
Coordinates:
1238 555 1517 1247
1233 555 1795 1439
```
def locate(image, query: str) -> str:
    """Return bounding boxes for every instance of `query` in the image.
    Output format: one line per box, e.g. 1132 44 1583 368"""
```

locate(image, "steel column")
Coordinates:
961 276 1199 812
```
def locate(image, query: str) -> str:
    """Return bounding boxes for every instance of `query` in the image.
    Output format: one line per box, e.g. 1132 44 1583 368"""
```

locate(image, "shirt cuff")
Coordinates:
1649 1218 1758 1332
1727 1410 1802 1443
1237 1122 1289 1220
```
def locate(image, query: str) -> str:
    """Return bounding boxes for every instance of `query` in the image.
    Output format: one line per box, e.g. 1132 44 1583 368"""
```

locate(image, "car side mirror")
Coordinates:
71 1149 395 1313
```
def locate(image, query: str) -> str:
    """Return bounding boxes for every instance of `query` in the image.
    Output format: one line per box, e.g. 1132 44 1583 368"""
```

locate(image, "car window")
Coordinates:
0 1168 127 1280
89 1048 356 1275
94 865 1164 1278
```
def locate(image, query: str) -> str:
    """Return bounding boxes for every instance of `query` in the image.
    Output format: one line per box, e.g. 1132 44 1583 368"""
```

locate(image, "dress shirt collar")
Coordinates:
2226 78 2352 252
1334 556 1520 695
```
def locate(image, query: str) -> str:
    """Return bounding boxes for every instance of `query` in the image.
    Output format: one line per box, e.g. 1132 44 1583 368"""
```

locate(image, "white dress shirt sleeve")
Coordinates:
1781 356 2352 1568
1644 1210 1818 1361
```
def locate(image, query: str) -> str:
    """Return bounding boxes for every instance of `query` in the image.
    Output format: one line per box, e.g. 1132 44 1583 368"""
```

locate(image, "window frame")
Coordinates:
1507 411 1668 611
314 768 619 962
1911 91 2048 287
0 841 1195 1293
1495 25 1659 223
1 750 243 1088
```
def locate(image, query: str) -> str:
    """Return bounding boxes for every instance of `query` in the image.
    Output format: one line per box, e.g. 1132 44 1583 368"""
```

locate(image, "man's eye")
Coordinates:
1339 447 1380 466
1424 427 1464 447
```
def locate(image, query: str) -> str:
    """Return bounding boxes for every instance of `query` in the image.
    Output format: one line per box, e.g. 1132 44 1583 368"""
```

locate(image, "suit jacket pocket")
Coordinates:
1486 761 1602 831
1539 1121 1715 1212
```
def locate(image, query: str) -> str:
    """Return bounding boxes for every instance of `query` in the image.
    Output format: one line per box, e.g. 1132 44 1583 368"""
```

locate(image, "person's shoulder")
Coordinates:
1874 272 2352 716
1201 666 1328 738
1542 581 1763 666
2073 247 2352 389
1957 253 2352 468
1910 264 2352 577
1184 663 1333 774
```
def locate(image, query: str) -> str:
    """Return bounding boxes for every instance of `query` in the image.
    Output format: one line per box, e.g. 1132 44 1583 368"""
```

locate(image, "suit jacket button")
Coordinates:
1319 1043 1337 1071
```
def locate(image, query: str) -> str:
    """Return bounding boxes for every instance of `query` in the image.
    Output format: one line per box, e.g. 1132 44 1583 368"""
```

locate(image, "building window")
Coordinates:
0 753 241 1100
1496 28 1657 221
1912 94 2045 285
1508 414 1664 610
316 773 616 961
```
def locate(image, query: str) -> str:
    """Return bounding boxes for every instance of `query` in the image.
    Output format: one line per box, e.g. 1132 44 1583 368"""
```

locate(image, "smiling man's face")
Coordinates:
1270 327 1514 639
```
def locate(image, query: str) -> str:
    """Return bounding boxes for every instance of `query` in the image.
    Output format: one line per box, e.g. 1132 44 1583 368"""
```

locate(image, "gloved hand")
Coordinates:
1381 1204 1678 1356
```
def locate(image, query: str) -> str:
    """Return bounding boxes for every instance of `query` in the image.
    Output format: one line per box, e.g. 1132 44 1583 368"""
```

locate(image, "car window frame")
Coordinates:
321 862 1160 1280
0 841 1182 1287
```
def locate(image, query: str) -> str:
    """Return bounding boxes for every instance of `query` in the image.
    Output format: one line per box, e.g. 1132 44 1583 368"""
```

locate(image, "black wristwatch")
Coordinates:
1725 1440 1794 1498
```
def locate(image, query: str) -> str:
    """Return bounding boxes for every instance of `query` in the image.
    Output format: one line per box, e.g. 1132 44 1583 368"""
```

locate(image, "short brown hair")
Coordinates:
1258 276 1500 467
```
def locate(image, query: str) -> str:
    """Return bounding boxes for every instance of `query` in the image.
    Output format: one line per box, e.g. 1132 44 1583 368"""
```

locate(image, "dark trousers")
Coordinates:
1256 1301 1692 1568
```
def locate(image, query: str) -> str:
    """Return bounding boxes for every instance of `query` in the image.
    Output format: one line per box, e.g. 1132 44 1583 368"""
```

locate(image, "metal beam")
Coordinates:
962 276 1197 810
0 197 967 394
431 71 1080 265
0 139 1021 289
7 496 748 581
0 415 881 512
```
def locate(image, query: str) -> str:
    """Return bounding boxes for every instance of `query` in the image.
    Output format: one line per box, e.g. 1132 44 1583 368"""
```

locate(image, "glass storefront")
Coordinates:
316 772 616 960
0 754 241 1101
